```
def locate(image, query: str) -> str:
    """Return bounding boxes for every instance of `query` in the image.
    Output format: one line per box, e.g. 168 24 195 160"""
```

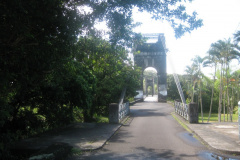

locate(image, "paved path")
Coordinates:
186 121 240 154
13 97 240 159
13 123 120 151
70 101 213 160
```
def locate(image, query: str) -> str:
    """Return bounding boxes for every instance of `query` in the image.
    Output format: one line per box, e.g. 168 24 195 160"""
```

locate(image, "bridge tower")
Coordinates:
134 33 167 102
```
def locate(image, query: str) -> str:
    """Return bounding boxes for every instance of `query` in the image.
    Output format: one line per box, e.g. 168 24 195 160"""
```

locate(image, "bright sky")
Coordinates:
132 0 240 76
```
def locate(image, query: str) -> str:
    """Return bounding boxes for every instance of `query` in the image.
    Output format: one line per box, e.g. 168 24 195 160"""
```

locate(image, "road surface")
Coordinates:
68 97 237 160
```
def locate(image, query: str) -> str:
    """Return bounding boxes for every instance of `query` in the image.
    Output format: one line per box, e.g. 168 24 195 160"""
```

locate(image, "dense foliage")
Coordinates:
168 33 240 123
75 37 141 119
167 74 185 101
0 0 94 158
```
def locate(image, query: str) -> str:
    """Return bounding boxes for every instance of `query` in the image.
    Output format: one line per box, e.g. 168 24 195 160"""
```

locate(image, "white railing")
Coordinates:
118 102 130 122
174 101 189 120
109 87 131 123
118 87 130 122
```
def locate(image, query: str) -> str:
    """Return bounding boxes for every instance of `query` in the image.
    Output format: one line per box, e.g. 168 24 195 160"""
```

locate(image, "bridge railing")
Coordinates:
118 102 130 122
174 101 199 123
109 87 130 123
174 101 189 121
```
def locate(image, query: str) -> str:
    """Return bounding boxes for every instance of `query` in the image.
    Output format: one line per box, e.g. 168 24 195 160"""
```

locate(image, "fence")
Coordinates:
109 102 130 124
174 101 189 120
174 101 199 123
118 102 130 122
109 87 130 123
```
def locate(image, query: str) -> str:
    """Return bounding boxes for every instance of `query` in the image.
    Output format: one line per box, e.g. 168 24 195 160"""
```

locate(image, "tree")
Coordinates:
185 64 198 103
0 0 91 157
191 55 204 122
234 30 240 62
75 36 141 119
209 39 240 122
78 0 203 44
203 51 219 122
234 30 240 43
167 74 181 100
229 70 240 119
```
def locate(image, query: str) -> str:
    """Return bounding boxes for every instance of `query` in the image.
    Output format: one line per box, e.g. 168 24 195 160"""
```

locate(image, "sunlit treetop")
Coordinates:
77 0 203 46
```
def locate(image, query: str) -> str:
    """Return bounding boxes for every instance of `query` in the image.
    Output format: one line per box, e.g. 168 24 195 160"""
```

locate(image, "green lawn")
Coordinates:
93 114 109 123
198 113 238 123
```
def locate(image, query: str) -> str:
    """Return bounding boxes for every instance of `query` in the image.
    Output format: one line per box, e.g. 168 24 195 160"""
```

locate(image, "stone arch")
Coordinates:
143 67 157 97
134 33 167 102
147 85 153 96
146 80 154 96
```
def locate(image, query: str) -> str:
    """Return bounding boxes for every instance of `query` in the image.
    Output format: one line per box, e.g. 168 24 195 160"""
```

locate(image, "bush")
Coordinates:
233 106 238 114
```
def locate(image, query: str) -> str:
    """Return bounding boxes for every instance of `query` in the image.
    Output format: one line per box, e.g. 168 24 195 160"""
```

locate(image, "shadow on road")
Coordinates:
72 146 199 160
131 109 167 117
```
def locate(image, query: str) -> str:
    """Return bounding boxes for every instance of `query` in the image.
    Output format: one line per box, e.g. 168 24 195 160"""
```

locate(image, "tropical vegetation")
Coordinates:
168 31 240 123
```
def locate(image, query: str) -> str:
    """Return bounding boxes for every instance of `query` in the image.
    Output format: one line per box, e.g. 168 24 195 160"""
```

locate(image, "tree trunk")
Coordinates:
238 80 240 102
200 82 203 123
218 63 223 122
223 91 225 122
191 79 195 103
207 86 214 123
208 64 216 122
230 86 234 122
226 64 231 122
223 61 226 122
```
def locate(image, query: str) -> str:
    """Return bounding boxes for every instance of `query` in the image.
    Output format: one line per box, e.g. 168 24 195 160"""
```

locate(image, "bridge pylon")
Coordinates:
134 33 167 102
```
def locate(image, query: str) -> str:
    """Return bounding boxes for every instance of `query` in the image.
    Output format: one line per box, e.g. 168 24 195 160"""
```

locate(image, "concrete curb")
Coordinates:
187 126 240 156
80 113 134 152
88 112 135 151
81 100 139 152
28 142 72 160
81 124 122 152
171 113 215 149
27 123 123 160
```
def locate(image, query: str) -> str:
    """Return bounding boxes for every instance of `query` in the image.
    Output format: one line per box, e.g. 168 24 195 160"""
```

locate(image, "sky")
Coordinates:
132 0 240 76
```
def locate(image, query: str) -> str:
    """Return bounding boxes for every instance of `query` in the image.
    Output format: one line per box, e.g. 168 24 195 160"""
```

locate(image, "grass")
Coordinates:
93 114 109 123
71 148 82 156
171 112 205 145
171 113 192 132
198 113 238 123
97 116 109 123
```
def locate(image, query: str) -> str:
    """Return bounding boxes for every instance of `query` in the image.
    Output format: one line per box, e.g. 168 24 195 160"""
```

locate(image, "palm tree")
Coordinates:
192 55 204 123
234 30 240 62
234 30 240 43
229 70 240 121
210 39 240 122
203 53 219 122
185 65 198 103
222 39 239 122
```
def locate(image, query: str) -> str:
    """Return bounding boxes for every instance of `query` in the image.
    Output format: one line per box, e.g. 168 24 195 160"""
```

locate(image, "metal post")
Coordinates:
238 101 240 140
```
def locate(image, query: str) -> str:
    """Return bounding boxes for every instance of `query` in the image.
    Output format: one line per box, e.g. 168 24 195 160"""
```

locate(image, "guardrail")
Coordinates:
109 87 131 123
118 102 130 122
174 101 199 123
174 101 189 121
109 102 130 124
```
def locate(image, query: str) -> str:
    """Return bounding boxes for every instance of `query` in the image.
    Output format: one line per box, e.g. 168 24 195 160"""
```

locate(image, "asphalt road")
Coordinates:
68 97 236 160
